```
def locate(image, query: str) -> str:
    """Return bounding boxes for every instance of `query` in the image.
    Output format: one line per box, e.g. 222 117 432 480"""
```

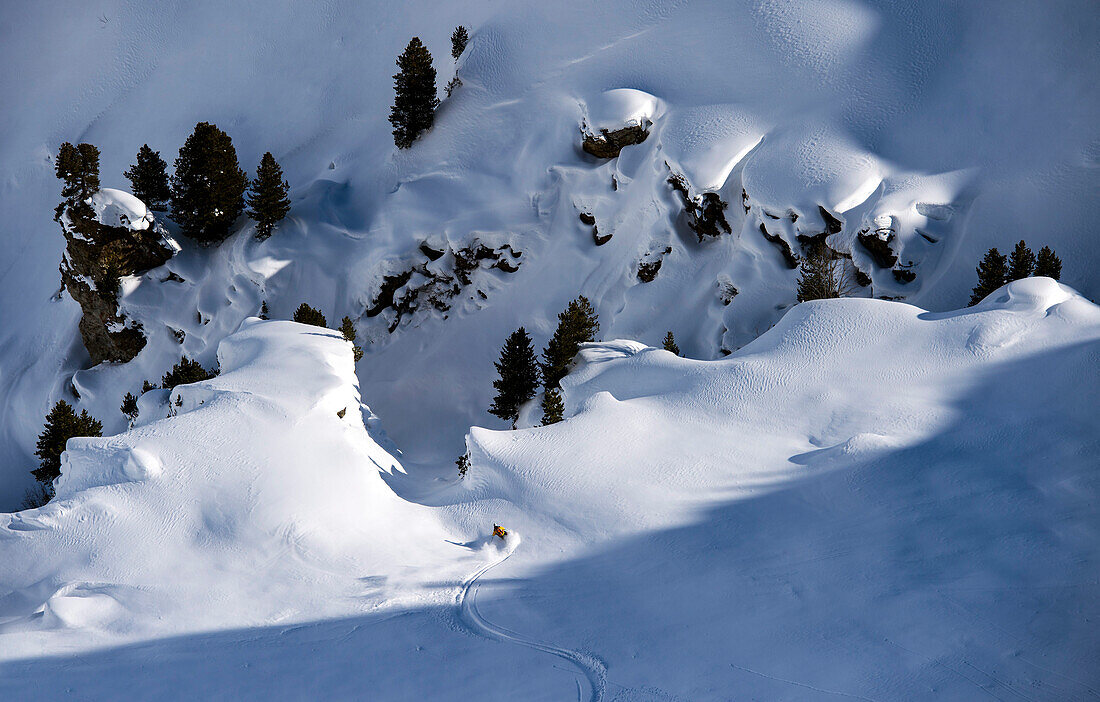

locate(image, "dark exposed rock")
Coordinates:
581 121 650 159
819 206 843 235
579 212 611 245
419 241 445 261
668 172 731 241
59 200 176 365
365 269 415 318
854 268 872 288
163 271 185 283
892 267 916 284
718 282 739 306
857 227 898 269
367 240 522 332
637 246 672 283
759 223 799 269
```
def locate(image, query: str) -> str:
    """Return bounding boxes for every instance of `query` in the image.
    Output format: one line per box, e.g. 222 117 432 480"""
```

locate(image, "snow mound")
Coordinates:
0 320 456 651
90 188 155 231
581 88 663 131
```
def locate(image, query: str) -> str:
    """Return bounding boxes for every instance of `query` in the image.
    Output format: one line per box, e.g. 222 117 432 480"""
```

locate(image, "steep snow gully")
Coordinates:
457 540 608 702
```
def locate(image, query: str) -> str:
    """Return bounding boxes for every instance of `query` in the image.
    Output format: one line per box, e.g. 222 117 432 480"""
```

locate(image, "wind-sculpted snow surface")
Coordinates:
0 320 459 651
1 280 1098 699
1 0 1098 500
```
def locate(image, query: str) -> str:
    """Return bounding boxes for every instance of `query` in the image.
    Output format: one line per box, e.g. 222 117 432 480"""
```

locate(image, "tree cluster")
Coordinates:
161 357 216 390
969 240 1062 306
293 303 327 327
487 296 600 434
59 123 292 248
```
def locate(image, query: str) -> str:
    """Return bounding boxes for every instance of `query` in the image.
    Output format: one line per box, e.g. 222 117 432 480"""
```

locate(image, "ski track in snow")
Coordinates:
457 546 607 702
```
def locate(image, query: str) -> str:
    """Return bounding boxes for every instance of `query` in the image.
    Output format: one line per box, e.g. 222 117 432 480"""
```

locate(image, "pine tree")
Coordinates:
120 391 139 424
55 142 101 220
390 38 440 149
1007 240 1036 281
259 300 269 320
451 26 469 61
246 152 291 240
293 303 327 328
541 388 564 426
339 316 364 362
1035 246 1062 280
969 247 1008 306
33 400 102 487
489 327 540 427
123 145 171 209
797 244 843 302
170 122 248 244
161 357 215 390
662 331 680 355
541 297 599 390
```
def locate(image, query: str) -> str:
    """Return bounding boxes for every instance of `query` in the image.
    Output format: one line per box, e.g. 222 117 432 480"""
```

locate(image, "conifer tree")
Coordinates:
541 296 599 390
293 303 327 328
489 327 540 427
170 122 248 244
259 300 269 320
33 400 102 488
161 357 215 390
120 392 139 424
969 247 1008 306
663 331 680 355
339 316 364 362
541 388 564 426
797 244 843 302
1035 246 1062 280
390 38 440 149
55 142 101 220
451 26 469 61
123 145 171 209
246 152 291 240
1007 240 1036 281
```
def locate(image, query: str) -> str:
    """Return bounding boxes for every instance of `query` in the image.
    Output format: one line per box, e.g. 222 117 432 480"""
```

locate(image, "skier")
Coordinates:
493 524 508 540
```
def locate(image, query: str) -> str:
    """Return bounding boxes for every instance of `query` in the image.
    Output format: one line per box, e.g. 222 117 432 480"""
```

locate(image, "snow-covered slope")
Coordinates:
0 320 461 651
1 0 1098 503
2 279 1098 699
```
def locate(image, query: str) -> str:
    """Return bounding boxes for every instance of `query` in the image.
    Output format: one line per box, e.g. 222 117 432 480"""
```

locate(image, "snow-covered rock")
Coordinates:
90 188 155 231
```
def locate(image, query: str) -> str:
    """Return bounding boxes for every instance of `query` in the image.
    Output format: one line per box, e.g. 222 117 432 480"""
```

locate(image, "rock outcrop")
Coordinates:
367 239 522 332
581 121 651 159
59 189 177 364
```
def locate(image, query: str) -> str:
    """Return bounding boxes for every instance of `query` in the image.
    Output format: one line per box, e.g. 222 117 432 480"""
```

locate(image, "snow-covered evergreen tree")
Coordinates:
489 327 540 427
123 145 171 210
541 296 599 390
170 122 248 244
969 248 1009 305
390 38 439 149
1035 246 1062 280
246 152 291 240
1007 240 1036 281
